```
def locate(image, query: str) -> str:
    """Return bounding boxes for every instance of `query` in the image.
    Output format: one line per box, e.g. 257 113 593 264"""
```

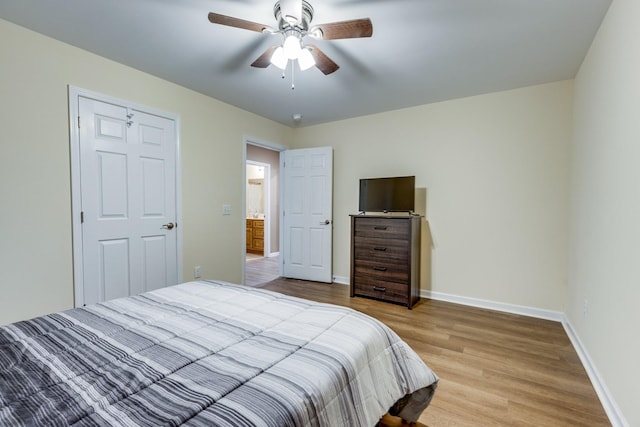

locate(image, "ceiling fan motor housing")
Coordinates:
274 0 314 32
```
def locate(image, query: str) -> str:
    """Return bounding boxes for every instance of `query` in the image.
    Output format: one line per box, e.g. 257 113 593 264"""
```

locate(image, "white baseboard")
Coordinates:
332 275 349 285
561 317 628 427
267 251 280 258
420 289 564 321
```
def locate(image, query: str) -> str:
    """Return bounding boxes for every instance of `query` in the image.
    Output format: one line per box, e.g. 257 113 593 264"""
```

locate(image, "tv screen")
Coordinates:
359 176 415 213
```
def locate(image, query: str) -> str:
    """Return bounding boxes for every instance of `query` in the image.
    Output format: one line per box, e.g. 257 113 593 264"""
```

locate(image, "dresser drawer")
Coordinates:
353 258 409 282
352 277 408 305
353 237 409 262
353 218 410 239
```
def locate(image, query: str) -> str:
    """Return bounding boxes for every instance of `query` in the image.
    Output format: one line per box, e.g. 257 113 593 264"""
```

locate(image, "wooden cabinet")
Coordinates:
350 215 421 309
246 219 264 254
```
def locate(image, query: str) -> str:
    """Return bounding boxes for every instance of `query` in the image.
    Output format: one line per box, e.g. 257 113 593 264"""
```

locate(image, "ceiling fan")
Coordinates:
208 0 373 75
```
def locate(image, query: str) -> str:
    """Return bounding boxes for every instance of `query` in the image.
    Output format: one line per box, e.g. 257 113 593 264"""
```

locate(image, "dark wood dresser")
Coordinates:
350 215 421 309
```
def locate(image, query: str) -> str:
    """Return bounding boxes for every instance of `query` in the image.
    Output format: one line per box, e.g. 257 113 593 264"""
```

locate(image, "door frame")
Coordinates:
242 136 287 285
68 86 183 307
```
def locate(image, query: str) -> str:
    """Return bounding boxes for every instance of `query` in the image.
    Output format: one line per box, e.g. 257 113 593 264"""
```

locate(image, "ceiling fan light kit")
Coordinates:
297 48 315 71
269 30 316 71
208 0 373 77
283 32 302 59
270 46 288 70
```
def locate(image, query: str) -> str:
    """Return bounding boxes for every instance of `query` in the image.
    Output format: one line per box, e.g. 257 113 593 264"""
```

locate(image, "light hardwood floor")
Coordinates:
245 254 280 286
256 276 610 426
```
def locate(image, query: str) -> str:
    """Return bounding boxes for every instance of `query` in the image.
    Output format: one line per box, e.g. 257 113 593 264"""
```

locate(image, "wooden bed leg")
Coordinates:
378 413 421 427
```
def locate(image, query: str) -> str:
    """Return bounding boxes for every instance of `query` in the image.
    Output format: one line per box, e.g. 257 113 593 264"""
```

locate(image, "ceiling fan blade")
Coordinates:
308 45 339 75
208 12 271 33
251 45 279 68
309 18 373 40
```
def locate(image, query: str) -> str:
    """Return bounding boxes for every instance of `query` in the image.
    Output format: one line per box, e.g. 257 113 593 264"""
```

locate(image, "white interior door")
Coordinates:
76 94 179 305
282 147 333 283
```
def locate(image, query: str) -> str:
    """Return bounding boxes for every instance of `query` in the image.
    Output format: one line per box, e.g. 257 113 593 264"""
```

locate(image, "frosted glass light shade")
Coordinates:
283 35 302 59
298 48 315 71
270 46 288 70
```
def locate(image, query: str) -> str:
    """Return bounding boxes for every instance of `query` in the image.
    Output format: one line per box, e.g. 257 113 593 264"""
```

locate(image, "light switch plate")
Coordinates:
222 204 232 215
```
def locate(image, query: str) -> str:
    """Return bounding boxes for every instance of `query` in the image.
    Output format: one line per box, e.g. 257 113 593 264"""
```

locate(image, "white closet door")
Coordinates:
78 96 178 305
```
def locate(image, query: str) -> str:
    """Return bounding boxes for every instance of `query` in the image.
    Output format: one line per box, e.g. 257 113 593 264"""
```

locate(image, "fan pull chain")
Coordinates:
291 60 295 90
277 61 297 90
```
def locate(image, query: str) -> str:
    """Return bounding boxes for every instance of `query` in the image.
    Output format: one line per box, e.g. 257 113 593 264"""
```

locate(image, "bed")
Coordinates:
0 280 438 426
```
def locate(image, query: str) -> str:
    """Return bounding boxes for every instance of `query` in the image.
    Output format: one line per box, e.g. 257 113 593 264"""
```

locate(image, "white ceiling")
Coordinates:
0 0 611 127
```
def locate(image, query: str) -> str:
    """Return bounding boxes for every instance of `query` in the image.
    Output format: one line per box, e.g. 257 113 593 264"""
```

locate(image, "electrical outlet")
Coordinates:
194 266 201 279
222 204 232 215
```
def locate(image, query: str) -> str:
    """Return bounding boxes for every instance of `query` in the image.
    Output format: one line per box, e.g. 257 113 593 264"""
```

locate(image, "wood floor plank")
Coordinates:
245 254 280 286
256 276 610 426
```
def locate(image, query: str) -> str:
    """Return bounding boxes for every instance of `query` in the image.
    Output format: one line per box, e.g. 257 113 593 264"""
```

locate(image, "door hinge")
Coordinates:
80 211 84 223
126 109 134 128
78 116 80 128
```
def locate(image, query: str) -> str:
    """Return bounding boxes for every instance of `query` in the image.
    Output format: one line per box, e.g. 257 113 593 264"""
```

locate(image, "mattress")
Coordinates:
0 280 438 426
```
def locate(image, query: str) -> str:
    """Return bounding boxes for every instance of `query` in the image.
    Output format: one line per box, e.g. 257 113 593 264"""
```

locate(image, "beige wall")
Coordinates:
293 81 573 311
569 0 638 424
0 19 290 325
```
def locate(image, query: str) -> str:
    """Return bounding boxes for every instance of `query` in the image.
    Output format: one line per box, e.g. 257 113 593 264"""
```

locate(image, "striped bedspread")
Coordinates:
0 280 438 426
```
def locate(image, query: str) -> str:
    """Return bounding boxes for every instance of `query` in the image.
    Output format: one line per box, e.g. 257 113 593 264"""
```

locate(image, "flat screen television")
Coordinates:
358 176 415 213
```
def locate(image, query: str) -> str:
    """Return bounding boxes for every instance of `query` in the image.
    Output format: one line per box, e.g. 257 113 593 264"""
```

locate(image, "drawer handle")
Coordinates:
374 226 388 230
373 266 388 271
373 247 387 251
373 286 387 292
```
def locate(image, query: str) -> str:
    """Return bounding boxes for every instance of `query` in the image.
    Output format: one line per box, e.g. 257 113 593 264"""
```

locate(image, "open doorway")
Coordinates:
244 141 283 286
246 161 270 256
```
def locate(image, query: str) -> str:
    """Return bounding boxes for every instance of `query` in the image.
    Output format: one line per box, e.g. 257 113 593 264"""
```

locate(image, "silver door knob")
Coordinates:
162 222 175 230
322 219 331 225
